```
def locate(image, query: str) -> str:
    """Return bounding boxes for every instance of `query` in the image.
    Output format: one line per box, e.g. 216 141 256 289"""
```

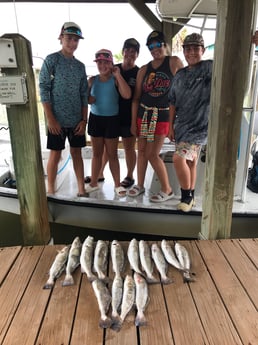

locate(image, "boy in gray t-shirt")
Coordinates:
169 33 212 212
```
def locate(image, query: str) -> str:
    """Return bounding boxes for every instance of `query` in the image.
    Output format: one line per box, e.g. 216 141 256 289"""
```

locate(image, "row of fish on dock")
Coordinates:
43 237 195 330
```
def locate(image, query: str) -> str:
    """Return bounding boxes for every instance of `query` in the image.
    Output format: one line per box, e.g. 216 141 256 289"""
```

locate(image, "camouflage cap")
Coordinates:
183 33 204 47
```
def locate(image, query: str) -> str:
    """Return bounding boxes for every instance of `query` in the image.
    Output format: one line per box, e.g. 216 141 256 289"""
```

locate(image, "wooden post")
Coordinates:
200 0 256 239
1 34 50 245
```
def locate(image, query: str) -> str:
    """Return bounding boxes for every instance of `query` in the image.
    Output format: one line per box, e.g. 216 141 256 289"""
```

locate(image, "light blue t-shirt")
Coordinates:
90 75 119 116
39 51 88 128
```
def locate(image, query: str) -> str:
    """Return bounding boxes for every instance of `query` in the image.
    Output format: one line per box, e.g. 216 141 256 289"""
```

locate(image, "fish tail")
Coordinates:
99 316 112 329
161 276 173 285
146 276 159 284
135 312 147 327
87 273 97 282
43 277 55 289
110 317 122 332
62 274 74 287
183 271 195 283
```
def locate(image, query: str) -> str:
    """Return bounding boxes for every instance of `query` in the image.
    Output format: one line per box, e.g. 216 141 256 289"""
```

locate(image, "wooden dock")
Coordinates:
0 239 257 345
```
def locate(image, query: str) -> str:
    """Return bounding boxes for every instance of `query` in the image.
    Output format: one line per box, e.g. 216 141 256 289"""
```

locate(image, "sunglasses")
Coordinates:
95 52 112 59
148 42 164 51
63 27 82 36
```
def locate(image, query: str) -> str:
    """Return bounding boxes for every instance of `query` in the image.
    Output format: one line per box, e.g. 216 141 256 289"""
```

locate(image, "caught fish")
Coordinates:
161 239 184 271
175 242 195 283
151 243 173 284
93 240 109 281
43 245 70 289
127 238 142 274
111 240 124 277
112 274 135 332
80 236 96 282
111 275 123 323
92 278 112 329
134 272 149 327
139 240 159 283
62 237 82 286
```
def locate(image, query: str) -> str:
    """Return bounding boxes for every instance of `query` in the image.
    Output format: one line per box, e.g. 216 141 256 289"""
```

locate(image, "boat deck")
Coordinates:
0 239 257 345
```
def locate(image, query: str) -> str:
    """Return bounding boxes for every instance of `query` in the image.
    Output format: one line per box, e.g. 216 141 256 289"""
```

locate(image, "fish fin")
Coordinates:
99 317 112 329
62 274 74 287
135 313 147 327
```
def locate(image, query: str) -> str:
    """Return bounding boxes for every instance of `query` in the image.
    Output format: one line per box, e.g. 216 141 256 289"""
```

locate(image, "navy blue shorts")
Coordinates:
120 125 133 138
88 112 120 138
47 127 86 150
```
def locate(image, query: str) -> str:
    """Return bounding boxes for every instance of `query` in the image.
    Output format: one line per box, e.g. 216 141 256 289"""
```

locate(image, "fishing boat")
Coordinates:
0 0 257 241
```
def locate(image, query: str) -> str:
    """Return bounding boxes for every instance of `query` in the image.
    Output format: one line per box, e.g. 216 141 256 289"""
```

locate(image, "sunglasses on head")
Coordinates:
95 52 112 59
63 27 82 36
148 41 164 51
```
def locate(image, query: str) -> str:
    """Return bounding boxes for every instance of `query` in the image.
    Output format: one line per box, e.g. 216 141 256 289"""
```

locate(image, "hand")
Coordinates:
47 118 62 135
112 66 121 78
74 121 86 136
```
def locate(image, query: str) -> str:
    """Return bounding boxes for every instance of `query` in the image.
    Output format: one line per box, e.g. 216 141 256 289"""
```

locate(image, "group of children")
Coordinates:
39 21 258 213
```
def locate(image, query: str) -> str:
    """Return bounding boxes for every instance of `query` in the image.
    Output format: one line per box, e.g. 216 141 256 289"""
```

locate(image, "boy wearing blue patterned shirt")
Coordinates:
39 22 88 196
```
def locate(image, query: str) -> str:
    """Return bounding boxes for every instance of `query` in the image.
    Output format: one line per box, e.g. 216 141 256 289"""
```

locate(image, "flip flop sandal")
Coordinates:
121 176 135 188
85 185 100 193
127 185 145 197
84 176 105 183
150 191 174 203
114 186 127 197
77 192 89 198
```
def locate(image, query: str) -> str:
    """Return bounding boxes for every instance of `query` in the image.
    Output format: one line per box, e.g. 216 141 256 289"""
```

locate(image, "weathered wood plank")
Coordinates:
189 240 242 345
196 240 258 344
2 245 57 345
70 274 104 345
238 238 258 267
217 239 258 308
0 246 22 284
0 246 44 344
163 241 208 344
36 258 81 345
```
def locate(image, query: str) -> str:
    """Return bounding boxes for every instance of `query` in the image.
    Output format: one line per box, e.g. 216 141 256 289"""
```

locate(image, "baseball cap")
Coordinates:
60 22 84 39
146 30 165 46
94 49 113 63
122 38 140 53
183 33 204 47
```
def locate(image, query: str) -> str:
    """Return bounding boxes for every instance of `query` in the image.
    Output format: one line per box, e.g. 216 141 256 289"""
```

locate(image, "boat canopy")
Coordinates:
156 0 217 19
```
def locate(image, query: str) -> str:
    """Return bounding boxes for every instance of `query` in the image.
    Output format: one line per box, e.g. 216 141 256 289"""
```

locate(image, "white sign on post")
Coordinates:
0 75 28 105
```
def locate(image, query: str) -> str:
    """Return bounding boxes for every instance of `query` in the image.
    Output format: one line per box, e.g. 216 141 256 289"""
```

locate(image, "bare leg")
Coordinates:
70 147 86 195
146 135 172 195
105 137 120 188
122 136 136 180
47 150 62 194
136 138 148 188
173 154 191 190
90 137 105 187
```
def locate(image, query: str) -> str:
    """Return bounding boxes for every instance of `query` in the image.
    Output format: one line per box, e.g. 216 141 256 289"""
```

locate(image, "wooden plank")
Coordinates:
2 245 58 345
0 246 22 284
197 240 258 344
70 274 104 345
217 239 258 308
36 246 81 345
135 240 174 345
0 246 44 344
163 240 240 345
188 240 242 345
238 238 258 267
